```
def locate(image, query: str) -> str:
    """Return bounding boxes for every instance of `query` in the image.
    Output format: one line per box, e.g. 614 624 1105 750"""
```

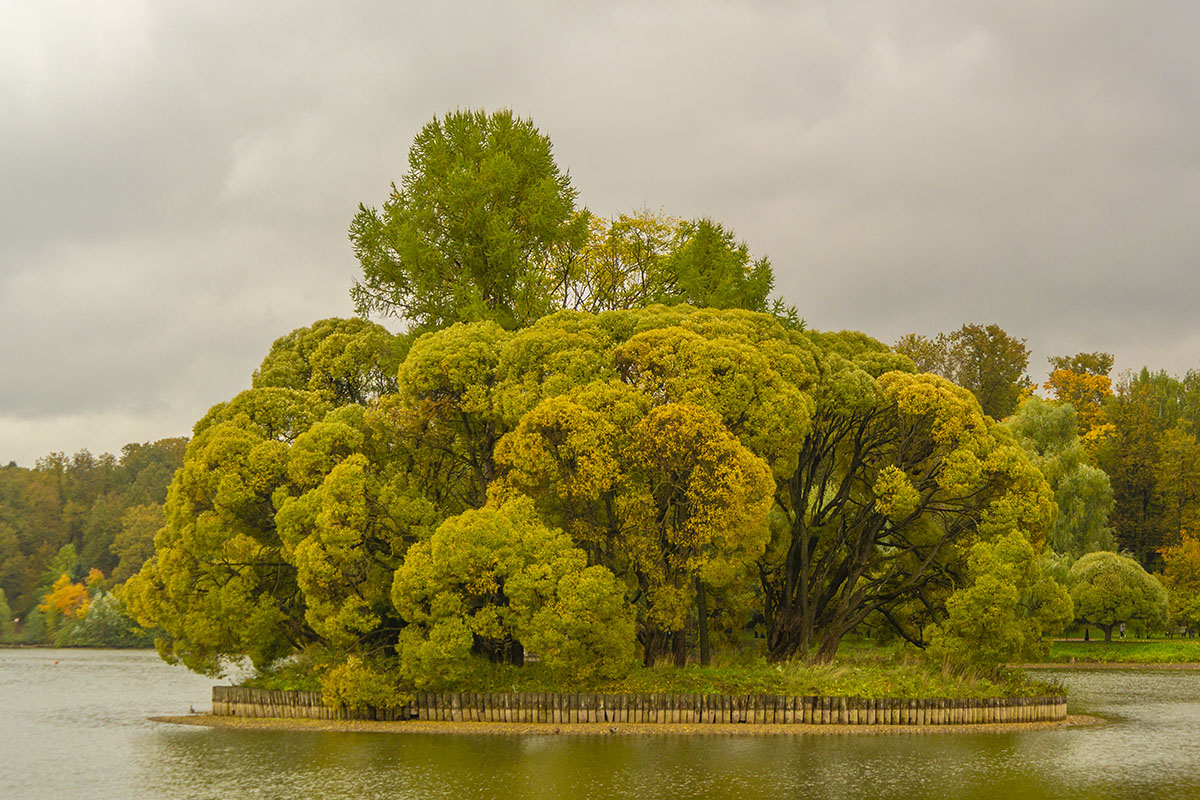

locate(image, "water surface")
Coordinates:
2 649 1197 799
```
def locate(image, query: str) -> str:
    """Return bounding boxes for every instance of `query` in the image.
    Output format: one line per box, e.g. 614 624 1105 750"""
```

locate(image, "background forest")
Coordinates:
5 110 1200 709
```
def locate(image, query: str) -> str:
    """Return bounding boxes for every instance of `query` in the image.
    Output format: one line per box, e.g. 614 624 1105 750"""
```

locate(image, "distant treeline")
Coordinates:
0 438 186 645
896 328 1200 569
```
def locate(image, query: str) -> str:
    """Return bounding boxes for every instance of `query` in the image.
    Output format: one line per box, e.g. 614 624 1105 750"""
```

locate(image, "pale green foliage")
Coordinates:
548 210 680 313
273 403 437 651
1006 398 1115 557
278 452 434 649
391 499 634 688
70 591 154 647
520 564 637 682
927 532 1073 670
320 654 411 712
1069 551 1169 639
612 310 817 475
391 321 513 510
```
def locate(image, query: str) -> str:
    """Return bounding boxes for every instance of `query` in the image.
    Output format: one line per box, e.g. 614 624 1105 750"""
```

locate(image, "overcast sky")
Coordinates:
3 1 1199 466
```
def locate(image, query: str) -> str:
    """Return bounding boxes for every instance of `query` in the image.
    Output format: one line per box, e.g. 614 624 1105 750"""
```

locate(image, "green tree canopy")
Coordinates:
1069 550 1168 641
128 305 1060 679
391 498 634 686
661 218 774 312
1006 398 1115 557
927 531 1072 670
763 332 1054 661
253 317 407 406
1160 533 1200 634
350 109 586 331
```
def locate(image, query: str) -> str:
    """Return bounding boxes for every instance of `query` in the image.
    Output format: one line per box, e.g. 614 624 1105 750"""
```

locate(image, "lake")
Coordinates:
1 648 1197 799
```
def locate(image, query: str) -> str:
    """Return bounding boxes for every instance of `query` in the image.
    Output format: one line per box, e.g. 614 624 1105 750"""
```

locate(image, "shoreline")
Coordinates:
1021 662 1200 670
151 713 1100 736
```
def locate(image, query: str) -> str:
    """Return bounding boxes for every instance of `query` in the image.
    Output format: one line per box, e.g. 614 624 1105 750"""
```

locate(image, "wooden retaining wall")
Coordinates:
211 686 1067 725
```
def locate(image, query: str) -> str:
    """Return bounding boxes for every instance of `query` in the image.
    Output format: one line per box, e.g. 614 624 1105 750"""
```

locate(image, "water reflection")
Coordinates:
3 651 1200 799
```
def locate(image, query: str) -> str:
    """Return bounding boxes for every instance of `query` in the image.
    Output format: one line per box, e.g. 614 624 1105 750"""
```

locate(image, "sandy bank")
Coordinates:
150 713 1099 736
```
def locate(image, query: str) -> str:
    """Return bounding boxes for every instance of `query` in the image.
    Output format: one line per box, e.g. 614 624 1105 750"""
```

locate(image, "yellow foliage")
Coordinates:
40 574 90 619
1044 368 1112 436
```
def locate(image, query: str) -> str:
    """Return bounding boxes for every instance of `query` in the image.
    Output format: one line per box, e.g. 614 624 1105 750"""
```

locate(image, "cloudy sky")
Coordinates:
3 1 1199 466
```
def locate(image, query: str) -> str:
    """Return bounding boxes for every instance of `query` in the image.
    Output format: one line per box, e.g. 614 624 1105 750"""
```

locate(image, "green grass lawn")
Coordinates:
1048 637 1200 663
246 641 1061 700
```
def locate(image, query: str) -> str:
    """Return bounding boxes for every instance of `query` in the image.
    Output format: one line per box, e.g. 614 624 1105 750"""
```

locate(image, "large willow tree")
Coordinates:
127 306 1056 679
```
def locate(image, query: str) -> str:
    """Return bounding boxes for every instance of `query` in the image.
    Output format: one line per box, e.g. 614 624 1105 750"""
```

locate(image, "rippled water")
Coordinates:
3 649 1199 799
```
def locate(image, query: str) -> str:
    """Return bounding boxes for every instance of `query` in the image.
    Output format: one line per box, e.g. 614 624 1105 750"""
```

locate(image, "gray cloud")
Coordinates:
3 1 1200 465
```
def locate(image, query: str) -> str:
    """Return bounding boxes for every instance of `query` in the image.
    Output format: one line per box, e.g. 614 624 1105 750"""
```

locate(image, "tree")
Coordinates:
895 323 1030 419
275 417 438 651
662 218 774 312
927 531 1073 670
1069 551 1169 641
1093 369 1199 566
40 573 89 619
545 209 680 313
253 317 407 406
117 438 187 506
70 591 154 647
123 388 332 674
110 504 164 583
762 335 1054 662
0 588 14 642
1160 533 1200 635
492 308 815 664
390 498 634 686
350 109 587 331
79 493 124 575
1044 352 1114 437
387 320 514 511
1006 398 1116 557
621 403 773 665
1153 428 1200 546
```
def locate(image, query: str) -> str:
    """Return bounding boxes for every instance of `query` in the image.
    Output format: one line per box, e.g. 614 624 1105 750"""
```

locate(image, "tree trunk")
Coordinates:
507 638 524 666
1102 624 1114 643
640 627 667 667
672 625 688 667
696 579 711 666
815 627 842 663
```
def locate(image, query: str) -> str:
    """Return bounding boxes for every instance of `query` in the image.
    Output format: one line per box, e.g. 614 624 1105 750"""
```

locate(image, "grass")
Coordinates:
244 641 1061 699
1048 637 1200 664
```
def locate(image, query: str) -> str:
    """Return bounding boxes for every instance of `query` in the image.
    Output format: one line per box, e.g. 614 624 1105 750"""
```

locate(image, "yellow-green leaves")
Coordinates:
927 532 1073 670
253 317 406 406
622 404 773 634
391 498 634 687
874 466 919 521
1069 551 1169 639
